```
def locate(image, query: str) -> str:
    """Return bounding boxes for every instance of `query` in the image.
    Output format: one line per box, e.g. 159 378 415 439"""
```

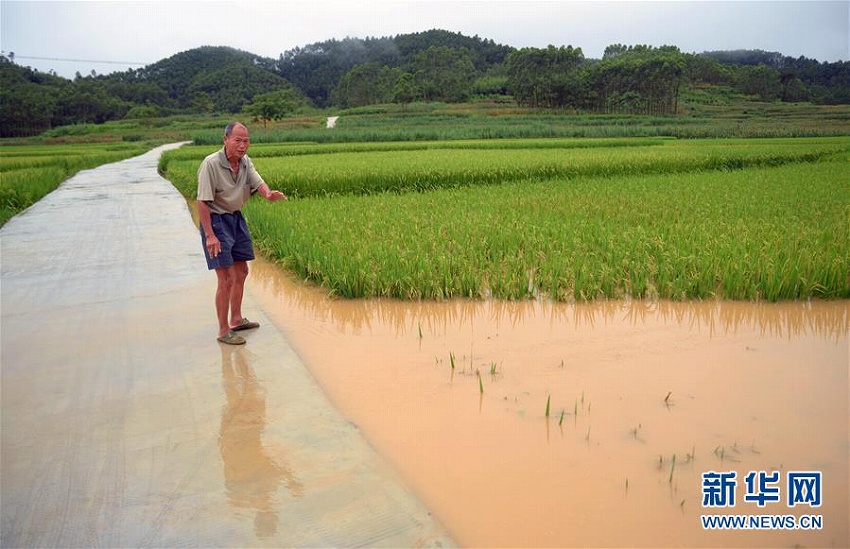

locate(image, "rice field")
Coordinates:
187 101 850 144
164 136 850 301
0 143 149 226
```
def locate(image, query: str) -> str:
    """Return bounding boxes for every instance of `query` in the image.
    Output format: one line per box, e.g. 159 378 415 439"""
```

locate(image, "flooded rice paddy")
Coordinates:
249 256 848 547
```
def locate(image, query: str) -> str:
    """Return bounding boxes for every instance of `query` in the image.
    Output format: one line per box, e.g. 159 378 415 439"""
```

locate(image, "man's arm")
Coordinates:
245 156 286 201
197 200 221 258
256 182 288 201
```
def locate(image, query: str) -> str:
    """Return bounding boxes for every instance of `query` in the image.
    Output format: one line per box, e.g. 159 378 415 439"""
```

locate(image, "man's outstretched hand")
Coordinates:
259 183 288 201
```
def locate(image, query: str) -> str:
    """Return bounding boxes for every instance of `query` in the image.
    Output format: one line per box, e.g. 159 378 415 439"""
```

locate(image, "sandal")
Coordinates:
231 318 260 331
217 331 246 345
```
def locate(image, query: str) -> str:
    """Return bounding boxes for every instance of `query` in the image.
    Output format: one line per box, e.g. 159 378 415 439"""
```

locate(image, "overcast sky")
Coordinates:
2 0 847 79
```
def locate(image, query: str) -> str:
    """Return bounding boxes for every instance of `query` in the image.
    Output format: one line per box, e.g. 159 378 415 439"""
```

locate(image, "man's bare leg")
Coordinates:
215 266 236 338
229 261 249 328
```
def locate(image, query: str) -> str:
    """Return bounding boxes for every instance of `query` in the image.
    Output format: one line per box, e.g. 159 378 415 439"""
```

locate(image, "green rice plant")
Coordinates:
0 166 66 225
545 395 551 418
249 137 845 198
184 102 850 143
163 136 849 302
0 143 147 226
161 136 847 200
244 153 848 301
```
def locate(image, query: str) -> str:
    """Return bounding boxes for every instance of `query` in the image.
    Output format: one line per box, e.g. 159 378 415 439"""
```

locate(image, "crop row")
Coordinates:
167 136 669 160
162 137 848 199
187 102 850 145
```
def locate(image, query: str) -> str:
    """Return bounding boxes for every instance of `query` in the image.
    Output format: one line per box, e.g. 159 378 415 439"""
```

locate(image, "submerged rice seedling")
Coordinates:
669 454 677 484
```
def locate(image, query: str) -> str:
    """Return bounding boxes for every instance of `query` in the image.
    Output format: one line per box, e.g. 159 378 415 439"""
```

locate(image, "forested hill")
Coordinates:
1 28 848 137
277 30 514 107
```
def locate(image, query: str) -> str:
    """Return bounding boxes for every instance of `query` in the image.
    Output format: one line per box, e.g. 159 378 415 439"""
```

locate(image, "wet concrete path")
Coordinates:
0 144 452 547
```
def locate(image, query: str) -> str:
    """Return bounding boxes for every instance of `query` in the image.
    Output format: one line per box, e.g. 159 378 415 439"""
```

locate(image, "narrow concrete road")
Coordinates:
0 144 452 547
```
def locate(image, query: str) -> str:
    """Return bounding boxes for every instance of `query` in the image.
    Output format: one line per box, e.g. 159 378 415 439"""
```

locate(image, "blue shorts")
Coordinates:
201 211 255 270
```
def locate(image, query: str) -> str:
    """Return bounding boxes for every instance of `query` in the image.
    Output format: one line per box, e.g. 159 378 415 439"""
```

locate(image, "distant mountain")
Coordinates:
2 32 849 137
105 46 287 111
276 29 514 107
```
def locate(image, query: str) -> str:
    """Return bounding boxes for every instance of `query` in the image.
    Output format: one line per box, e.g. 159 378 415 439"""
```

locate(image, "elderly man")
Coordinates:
197 121 287 345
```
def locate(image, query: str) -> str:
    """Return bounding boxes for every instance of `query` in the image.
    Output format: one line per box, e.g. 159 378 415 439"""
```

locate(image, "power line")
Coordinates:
4 54 148 66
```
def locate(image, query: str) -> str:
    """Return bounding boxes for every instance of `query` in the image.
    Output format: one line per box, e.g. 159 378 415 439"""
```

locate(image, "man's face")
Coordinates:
224 124 250 161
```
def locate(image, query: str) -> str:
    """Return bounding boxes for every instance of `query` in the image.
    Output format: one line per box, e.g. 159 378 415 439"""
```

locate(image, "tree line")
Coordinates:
1 29 848 137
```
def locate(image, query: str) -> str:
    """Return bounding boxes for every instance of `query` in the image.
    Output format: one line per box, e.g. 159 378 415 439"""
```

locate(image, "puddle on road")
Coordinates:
248 256 848 547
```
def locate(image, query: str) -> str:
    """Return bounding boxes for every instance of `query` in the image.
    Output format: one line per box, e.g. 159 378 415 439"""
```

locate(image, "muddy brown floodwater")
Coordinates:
248 256 848 548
